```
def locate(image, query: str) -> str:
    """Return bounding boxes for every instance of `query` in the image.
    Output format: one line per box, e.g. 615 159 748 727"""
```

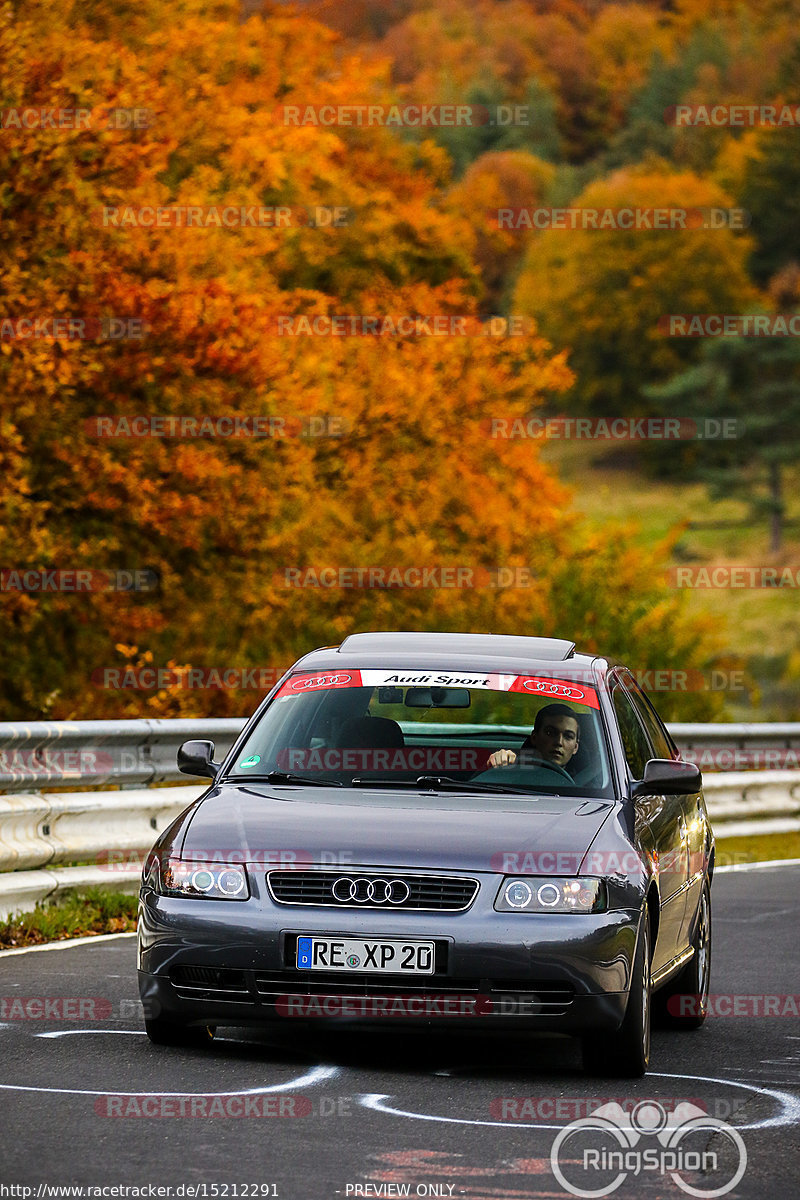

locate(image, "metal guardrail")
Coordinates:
0 719 798 920
0 718 245 919
0 718 245 791
671 722 800 771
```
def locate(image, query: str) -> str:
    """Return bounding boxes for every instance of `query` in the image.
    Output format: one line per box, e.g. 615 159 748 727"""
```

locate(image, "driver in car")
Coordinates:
487 703 580 772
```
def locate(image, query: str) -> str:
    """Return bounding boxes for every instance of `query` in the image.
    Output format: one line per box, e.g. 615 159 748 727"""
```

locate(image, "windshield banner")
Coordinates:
276 669 599 707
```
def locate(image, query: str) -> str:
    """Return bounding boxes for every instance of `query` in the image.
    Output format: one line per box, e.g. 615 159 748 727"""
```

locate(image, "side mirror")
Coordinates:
629 758 701 798
177 739 220 779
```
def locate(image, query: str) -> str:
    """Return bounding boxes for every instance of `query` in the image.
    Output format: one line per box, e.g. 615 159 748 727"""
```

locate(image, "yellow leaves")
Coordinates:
513 162 761 411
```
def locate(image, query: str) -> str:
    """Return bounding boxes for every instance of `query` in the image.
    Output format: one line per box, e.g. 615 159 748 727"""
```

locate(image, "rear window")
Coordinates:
225 668 614 798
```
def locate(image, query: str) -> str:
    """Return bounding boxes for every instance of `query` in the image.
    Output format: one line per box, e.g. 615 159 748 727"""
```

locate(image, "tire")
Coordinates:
583 907 651 1078
653 881 711 1030
144 1018 216 1047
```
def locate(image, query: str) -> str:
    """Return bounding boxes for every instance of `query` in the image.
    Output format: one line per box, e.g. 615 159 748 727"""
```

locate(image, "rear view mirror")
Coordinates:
404 687 472 708
177 739 220 779
629 758 702 798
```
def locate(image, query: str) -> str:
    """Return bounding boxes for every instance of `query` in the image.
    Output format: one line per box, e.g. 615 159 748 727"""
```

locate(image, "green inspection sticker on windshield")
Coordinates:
239 754 261 768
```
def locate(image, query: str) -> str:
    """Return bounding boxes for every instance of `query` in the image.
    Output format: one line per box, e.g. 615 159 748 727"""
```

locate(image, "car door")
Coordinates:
623 677 707 949
610 673 690 976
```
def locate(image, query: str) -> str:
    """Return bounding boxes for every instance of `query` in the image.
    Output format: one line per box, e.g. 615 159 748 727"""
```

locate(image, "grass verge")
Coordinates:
0 886 137 950
714 830 800 868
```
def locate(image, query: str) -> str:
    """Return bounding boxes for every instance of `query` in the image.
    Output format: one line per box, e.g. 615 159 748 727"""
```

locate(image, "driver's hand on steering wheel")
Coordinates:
488 749 517 768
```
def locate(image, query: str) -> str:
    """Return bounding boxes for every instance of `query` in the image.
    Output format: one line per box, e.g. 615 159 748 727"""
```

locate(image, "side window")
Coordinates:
612 684 652 779
622 674 676 761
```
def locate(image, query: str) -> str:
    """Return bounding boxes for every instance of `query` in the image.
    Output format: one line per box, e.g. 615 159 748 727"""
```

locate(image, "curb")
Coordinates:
0 930 137 958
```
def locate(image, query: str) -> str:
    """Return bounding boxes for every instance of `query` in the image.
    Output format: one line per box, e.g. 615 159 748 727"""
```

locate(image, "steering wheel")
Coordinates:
479 753 574 784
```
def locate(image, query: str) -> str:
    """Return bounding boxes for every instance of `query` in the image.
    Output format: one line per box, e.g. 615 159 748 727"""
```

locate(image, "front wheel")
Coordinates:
653 881 711 1030
583 907 651 1078
144 1018 216 1047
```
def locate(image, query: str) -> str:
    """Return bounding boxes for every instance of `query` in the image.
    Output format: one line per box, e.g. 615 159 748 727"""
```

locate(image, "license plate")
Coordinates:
296 936 435 974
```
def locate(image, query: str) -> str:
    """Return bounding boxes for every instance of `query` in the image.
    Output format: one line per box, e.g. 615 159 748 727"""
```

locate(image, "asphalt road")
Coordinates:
1 863 798 1200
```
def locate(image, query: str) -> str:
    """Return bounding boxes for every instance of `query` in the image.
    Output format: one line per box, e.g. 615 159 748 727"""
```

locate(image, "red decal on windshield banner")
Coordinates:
509 676 599 707
277 671 362 696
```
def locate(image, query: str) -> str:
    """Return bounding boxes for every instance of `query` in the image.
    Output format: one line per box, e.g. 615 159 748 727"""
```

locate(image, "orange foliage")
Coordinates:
0 0 728 722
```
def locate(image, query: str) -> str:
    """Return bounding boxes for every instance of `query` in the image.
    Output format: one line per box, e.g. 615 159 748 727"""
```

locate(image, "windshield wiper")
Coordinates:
225 771 343 788
350 774 535 795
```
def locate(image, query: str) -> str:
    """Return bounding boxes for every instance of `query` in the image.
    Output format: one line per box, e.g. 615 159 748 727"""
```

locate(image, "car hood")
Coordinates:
178 784 615 875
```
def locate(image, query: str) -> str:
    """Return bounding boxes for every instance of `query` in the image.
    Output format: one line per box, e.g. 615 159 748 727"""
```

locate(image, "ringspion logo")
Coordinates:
550 1100 747 1197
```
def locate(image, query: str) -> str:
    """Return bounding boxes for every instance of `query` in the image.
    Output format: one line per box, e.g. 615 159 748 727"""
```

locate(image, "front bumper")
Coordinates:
138 874 641 1034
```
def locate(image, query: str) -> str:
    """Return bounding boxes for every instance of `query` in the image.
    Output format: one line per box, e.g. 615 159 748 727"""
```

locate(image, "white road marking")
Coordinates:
36 1029 147 1038
0 1063 338 1097
359 1071 800 1132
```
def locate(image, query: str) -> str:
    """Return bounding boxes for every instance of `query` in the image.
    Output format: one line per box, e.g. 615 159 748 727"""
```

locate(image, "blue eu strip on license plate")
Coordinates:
295 936 435 974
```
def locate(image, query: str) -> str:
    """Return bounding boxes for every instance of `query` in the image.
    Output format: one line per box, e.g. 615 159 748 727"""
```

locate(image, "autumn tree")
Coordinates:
445 150 556 310
513 164 760 415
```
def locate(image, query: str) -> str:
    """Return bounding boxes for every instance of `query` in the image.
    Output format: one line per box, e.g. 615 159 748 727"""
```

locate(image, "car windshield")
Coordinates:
224 668 615 798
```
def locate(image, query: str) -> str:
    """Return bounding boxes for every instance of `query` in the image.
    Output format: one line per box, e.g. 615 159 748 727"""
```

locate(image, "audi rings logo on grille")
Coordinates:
330 876 411 905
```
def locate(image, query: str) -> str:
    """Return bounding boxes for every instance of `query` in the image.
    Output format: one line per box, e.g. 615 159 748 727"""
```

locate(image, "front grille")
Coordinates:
170 965 254 1004
255 973 574 1016
167 965 574 1016
255 972 479 999
267 870 478 911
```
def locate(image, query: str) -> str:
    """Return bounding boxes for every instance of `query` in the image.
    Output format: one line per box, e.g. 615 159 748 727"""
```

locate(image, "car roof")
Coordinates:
290 632 609 679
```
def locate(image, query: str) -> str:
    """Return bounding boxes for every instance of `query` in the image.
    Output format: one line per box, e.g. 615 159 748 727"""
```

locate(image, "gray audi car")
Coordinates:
137 632 713 1076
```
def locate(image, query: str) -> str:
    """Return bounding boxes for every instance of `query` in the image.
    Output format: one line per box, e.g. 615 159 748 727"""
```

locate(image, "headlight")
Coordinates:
495 876 605 913
157 857 249 900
